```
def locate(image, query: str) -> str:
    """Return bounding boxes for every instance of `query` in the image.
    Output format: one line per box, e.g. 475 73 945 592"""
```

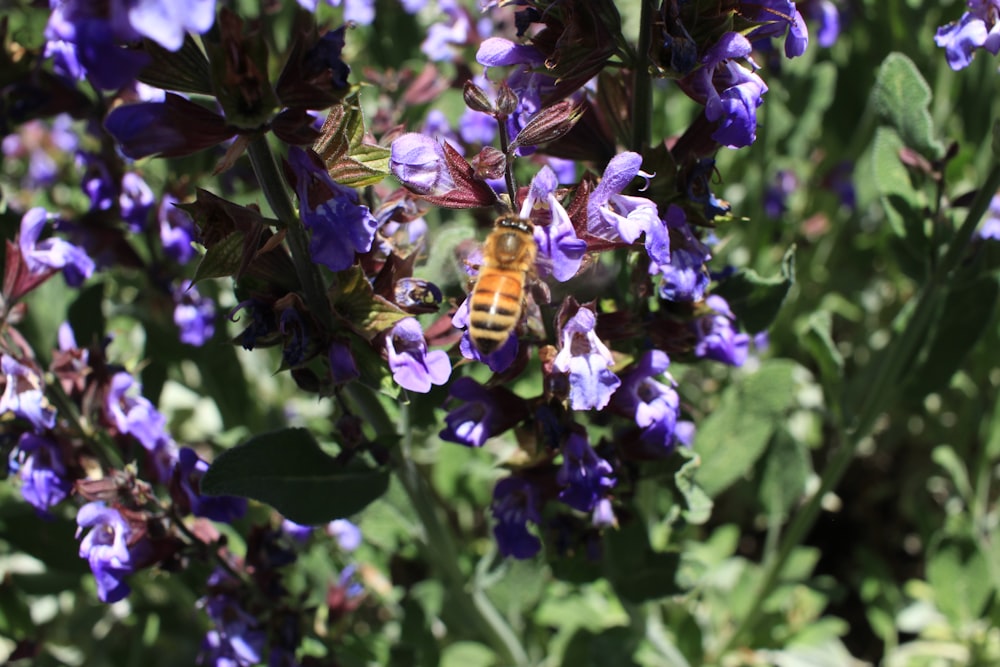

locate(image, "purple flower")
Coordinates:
422 0 473 61
158 195 198 264
764 170 798 219
978 193 1000 240
385 318 451 393
105 372 178 480
282 518 315 542
174 448 247 523
439 377 529 447
328 519 362 551
202 591 266 666
298 0 376 24
389 133 457 195
552 308 621 411
18 207 95 287
612 350 684 453
683 33 768 149
279 308 310 367
231 299 278 351
328 340 360 384
520 166 586 281
693 296 750 366
119 172 155 231
44 10 149 89
104 94 234 160
935 1 1000 71
491 476 542 559
656 206 711 302
556 433 615 513
288 147 378 272
803 0 842 48
592 498 617 528
173 281 216 346
77 151 116 211
744 0 809 58
0 356 56 432
76 502 137 603
586 152 666 264
9 433 72 514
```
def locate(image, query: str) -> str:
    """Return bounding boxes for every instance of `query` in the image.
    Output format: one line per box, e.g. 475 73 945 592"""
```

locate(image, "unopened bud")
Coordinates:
508 101 584 153
472 146 506 181
496 81 519 117
463 80 494 114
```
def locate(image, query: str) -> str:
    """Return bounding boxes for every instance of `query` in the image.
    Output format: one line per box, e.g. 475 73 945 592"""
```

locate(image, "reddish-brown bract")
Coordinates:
469 216 537 354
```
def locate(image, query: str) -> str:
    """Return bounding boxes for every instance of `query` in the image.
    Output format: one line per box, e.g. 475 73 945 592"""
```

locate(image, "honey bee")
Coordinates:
468 215 537 354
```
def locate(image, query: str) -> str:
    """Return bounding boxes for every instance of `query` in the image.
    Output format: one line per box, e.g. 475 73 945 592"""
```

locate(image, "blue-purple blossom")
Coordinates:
385 318 451 393
328 340 360 384
106 372 178 480
18 207 95 287
453 297 520 372
656 206 711 302
764 170 798 219
279 308 309 367
1 356 56 432
328 519 362 551
556 433 615 513
288 147 378 272
9 433 72 514
120 172 155 231
77 151 116 211
978 193 1000 240
694 296 750 366
282 518 315 542
44 9 149 89
744 0 809 58
491 476 542 559
76 502 137 603
174 448 247 523
158 195 198 264
230 299 277 351
173 280 216 346
202 589 266 666
389 133 457 195
684 32 768 149
803 0 842 48
422 0 473 61
586 152 666 264
935 1 1000 71
520 166 587 281
552 308 621 411
439 377 528 447
592 498 617 528
611 350 684 453
298 0 376 24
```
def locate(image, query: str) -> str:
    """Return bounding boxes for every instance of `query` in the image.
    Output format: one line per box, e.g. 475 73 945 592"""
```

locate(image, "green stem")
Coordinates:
717 161 1000 657
343 385 529 666
630 0 655 153
246 135 335 332
497 119 519 205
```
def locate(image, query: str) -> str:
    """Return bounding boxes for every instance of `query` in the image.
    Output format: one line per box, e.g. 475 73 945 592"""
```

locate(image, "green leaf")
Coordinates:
604 522 683 603
193 233 244 283
757 427 811 520
799 310 844 391
330 266 408 340
440 642 495 667
905 274 1000 399
673 448 712 525
926 538 992 627
560 628 640 667
713 245 795 333
695 360 801 497
872 52 945 159
314 93 390 188
137 35 213 95
871 127 920 238
0 579 35 638
201 427 390 523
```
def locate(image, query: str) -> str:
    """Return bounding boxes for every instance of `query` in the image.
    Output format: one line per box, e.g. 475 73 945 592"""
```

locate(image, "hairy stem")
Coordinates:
343 384 529 666
246 135 335 332
630 0 655 153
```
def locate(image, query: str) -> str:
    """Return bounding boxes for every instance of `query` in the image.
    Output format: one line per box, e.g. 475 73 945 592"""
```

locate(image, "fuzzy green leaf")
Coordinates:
201 427 390 523
872 52 945 159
